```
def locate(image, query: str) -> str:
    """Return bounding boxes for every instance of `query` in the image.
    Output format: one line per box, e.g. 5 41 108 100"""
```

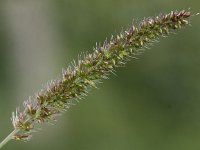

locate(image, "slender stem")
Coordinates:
0 129 19 149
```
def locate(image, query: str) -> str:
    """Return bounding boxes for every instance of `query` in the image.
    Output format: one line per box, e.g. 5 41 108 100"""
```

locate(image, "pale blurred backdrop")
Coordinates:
0 0 200 150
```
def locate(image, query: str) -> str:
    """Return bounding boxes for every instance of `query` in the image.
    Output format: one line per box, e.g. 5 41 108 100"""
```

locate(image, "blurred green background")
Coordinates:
0 0 199 150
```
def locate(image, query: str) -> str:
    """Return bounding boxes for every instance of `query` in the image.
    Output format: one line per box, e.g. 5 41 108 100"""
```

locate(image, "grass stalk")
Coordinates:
0 129 19 149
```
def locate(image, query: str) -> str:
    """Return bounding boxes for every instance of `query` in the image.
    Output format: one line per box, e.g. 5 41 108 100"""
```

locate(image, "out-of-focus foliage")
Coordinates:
0 1 199 150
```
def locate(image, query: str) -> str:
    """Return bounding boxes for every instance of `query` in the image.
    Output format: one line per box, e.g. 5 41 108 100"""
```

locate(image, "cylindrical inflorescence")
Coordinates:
11 10 191 141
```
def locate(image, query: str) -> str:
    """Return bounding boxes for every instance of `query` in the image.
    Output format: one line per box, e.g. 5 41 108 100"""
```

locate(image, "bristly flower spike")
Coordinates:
0 10 194 149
